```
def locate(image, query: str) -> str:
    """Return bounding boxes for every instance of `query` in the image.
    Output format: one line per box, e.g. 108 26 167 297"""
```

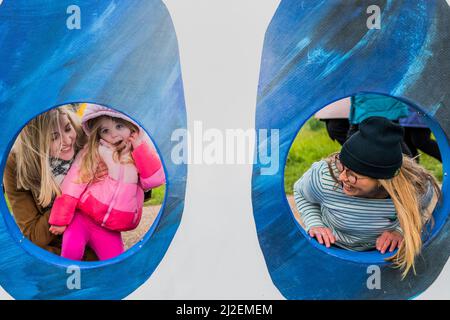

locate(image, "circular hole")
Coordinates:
284 93 446 264
2 103 167 265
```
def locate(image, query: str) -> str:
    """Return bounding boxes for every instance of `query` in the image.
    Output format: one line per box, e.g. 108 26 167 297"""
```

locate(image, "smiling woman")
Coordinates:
3 104 166 261
50 111 78 161
3 105 88 255
286 94 441 282
290 103 442 278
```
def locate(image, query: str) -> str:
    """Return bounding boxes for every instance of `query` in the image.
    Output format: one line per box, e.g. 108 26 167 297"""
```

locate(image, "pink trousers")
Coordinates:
61 212 124 261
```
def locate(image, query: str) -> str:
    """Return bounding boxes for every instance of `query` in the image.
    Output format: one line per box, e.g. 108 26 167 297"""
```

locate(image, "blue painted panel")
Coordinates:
0 0 186 299
253 0 450 299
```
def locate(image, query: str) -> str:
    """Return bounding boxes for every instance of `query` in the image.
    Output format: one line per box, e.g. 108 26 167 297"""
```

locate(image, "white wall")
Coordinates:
129 0 283 299
0 0 448 300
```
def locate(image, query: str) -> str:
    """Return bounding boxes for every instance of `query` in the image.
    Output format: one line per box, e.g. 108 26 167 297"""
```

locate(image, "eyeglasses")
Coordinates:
334 154 368 185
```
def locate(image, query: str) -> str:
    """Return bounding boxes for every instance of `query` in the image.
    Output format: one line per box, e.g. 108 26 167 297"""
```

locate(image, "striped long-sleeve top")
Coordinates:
293 160 433 251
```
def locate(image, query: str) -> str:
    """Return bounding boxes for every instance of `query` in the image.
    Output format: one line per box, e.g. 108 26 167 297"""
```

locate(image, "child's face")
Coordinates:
98 117 132 147
50 114 77 160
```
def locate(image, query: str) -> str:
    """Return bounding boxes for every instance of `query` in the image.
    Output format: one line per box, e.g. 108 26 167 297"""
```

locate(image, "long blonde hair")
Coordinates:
14 105 86 207
380 156 441 278
327 153 441 278
78 116 138 183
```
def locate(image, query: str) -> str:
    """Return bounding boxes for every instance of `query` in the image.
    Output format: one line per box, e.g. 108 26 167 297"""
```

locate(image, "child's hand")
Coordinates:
49 225 67 235
128 131 144 149
99 139 117 151
100 138 132 159
376 231 403 254
309 227 336 248
99 138 128 152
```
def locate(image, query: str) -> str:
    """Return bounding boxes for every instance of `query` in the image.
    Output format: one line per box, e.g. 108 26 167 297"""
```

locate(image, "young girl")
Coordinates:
49 104 165 261
294 117 440 278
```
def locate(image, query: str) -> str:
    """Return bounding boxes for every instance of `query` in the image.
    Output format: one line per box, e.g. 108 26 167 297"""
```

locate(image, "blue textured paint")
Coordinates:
393 2 437 96
253 0 450 299
0 1 186 299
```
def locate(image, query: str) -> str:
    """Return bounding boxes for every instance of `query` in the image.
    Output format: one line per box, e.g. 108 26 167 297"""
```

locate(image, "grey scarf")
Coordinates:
42 157 74 212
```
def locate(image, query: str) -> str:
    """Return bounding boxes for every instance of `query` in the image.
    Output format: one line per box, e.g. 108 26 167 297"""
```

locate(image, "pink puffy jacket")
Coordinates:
49 142 165 232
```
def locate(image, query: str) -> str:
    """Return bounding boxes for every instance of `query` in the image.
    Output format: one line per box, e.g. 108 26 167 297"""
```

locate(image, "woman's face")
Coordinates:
49 114 77 161
338 169 381 198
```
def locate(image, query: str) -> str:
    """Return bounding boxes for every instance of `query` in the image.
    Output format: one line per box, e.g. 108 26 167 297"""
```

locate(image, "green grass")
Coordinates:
144 185 165 206
5 194 11 212
418 136 443 182
284 118 443 195
284 119 341 195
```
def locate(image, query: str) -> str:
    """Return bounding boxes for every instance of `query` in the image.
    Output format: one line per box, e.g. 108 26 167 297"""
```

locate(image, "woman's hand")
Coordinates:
376 230 403 254
92 160 108 183
309 227 336 248
49 225 67 235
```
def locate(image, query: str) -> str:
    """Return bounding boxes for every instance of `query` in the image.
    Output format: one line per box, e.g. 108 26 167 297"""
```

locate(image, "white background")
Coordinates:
1 0 449 300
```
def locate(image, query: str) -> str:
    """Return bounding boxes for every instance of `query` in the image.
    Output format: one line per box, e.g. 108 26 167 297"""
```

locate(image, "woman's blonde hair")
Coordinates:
14 105 86 207
78 116 138 183
327 153 441 278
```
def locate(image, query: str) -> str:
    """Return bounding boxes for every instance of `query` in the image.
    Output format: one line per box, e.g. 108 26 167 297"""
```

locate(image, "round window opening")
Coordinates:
2 103 167 266
284 93 447 265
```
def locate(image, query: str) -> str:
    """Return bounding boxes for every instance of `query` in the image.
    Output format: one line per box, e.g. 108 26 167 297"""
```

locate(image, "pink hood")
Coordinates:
81 104 141 136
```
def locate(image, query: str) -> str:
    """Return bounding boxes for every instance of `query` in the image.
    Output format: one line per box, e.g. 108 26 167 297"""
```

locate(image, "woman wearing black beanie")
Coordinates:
294 117 441 278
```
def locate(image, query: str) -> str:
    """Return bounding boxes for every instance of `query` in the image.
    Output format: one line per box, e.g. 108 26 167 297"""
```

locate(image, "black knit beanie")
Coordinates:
340 117 404 179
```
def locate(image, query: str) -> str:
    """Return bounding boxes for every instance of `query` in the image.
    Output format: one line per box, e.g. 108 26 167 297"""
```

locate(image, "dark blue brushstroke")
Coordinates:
253 0 450 299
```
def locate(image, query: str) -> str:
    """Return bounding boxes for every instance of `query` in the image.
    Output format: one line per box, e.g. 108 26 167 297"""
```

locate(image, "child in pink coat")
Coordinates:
49 104 165 261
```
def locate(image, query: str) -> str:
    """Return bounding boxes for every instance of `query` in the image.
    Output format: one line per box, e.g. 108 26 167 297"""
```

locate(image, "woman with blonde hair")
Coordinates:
294 117 440 278
3 105 105 259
